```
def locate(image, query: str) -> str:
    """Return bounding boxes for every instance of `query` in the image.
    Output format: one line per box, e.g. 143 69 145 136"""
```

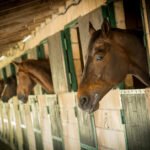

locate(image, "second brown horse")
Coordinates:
13 59 54 103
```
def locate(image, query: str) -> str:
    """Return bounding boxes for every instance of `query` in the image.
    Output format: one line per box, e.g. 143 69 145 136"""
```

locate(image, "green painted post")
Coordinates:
2 68 7 81
10 64 16 76
64 28 78 91
21 53 28 60
61 19 78 91
36 44 45 59
61 31 72 91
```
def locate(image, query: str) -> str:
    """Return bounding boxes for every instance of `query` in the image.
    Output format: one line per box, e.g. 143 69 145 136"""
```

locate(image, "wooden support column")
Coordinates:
141 0 150 73
48 32 69 93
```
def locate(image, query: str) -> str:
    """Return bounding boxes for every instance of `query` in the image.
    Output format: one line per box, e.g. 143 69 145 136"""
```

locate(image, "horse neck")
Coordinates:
23 60 54 93
112 30 148 72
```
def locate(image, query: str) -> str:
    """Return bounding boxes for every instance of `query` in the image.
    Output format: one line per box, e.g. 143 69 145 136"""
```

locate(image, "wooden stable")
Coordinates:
0 0 150 150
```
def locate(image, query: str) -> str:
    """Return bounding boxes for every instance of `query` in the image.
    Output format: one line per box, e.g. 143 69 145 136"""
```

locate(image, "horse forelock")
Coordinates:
88 30 102 52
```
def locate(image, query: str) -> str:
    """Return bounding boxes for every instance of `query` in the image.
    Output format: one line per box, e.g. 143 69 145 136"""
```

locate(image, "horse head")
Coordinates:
77 19 150 113
12 61 36 103
13 59 54 103
1 76 17 103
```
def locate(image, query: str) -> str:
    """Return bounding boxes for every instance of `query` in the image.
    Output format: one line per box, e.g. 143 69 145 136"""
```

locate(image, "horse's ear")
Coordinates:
89 22 96 36
101 18 111 37
11 61 20 68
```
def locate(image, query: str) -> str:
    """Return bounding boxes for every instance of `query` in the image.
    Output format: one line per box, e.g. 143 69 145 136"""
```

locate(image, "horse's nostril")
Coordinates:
80 96 89 106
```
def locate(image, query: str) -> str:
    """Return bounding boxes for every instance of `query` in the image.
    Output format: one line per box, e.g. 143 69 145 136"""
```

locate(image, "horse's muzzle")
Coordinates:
78 93 100 113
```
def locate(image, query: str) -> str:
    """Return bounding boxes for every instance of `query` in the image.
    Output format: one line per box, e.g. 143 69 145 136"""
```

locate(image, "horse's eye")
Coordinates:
96 55 104 61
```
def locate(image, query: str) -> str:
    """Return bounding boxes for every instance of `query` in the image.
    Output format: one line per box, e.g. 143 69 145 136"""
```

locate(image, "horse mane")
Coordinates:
111 28 143 41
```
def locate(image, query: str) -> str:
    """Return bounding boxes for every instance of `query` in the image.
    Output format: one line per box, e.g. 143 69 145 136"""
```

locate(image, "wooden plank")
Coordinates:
8 100 17 149
13 97 23 150
114 0 126 29
38 95 54 150
24 102 36 150
18 103 30 150
145 88 150 122
46 94 65 150
63 136 80 150
48 32 69 93
0 102 4 136
98 89 122 110
94 109 124 131
95 0 106 7
27 48 38 59
96 128 126 150
43 42 49 59
73 60 82 86
121 90 150 150
141 0 150 72
3 103 11 143
5 65 12 77
78 7 103 64
29 95 44 150
58 93 80 150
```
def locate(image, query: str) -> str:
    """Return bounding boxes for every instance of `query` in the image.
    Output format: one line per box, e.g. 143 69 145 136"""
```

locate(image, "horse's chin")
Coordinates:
89 103 99 113
17 95 28 103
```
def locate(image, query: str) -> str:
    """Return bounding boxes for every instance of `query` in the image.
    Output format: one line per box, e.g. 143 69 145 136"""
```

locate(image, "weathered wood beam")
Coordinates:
0 0 64 16
0 5 55 25
0 0 41 15
0 29 30 41
0 9 54 30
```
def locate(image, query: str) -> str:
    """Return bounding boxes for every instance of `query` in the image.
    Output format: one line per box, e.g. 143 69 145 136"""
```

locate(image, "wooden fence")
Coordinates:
0 89 150 150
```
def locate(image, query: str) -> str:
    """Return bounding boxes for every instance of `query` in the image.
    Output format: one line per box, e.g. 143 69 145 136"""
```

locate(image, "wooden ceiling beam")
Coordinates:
0 9 54 30
0 3 55 23
0 29 30 41
0 0 64 16
0 0 69 54
0 0 41 15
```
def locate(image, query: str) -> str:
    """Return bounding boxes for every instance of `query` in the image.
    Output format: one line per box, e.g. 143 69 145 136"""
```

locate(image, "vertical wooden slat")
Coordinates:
29 95 44 150
24 102 36 150
48 32 69 93
58 93 80 150
38 95 54 150
121 90 150 150
141 0 150 73
13 97 23 150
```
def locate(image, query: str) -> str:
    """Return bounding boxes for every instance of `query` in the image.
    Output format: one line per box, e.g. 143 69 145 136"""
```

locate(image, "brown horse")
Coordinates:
13 59 54 103
77 19 150 113
1 76 17 103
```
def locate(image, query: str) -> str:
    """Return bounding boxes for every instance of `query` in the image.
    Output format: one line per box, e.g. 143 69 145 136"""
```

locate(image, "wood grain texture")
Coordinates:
48 32 69 93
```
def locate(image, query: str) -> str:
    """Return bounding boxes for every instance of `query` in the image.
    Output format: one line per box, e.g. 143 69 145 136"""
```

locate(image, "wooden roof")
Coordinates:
0 0 70 53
